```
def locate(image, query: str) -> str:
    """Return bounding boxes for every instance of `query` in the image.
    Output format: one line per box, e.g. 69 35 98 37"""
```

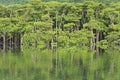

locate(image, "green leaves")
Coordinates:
0 0 119 50
109 24 120 31
34 21 52 30
84 19 104 31
64 23 75 30
96 40 108 49
64 13 79 22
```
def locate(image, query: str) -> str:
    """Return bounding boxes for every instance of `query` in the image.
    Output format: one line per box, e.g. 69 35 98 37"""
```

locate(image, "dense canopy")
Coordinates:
0 0 120 53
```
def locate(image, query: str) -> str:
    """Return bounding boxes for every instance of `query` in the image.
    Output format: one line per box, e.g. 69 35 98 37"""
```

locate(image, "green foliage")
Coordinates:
0 0 119 50
0 1 120 80
96 40 108 49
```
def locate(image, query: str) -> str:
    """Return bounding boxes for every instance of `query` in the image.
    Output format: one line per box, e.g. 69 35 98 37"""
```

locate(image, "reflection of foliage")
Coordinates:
0 47 120 80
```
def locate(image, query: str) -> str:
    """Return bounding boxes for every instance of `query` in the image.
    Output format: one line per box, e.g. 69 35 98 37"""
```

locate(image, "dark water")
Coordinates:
0 47 120 80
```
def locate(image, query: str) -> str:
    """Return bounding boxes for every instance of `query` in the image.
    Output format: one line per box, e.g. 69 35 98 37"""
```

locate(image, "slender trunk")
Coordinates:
20 33 23 45
12 36 14 50
3 32 6 53
99 31 103 40
90 38 92 50
82 7 87 24
90 38 95 52
51 39 54 50
51 14 54 50
96 31 100 56
55 11 58 77
90 38 94 51
10 36 12 49
9 9 12 50
19 33 21 52
90 28 95 51
56 11 58 41
96 31 99 43
14 33 17 51
6 34 8 51
93 38 95 51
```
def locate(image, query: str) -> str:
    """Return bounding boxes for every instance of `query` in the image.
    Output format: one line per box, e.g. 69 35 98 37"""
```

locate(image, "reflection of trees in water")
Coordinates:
0 48 119 80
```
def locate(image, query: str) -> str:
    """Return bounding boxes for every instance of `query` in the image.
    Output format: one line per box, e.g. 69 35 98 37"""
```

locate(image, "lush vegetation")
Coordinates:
0 0 120 53
0 0 120 80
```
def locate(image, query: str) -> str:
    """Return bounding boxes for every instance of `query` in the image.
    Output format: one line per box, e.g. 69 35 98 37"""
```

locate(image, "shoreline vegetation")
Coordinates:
0 0 120 53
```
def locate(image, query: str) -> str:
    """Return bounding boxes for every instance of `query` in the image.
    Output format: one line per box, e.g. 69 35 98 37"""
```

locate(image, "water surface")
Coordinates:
0 47 120 80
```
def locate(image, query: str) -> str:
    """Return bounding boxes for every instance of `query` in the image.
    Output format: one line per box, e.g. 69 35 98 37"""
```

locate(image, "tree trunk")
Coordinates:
55 11 58 77
14 33 17 52
96 31 100 56
90 38 95 51
3 32 6 53
90 28 95 51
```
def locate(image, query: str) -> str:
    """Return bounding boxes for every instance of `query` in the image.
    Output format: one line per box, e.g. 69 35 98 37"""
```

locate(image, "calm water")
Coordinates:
0 47 120 80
